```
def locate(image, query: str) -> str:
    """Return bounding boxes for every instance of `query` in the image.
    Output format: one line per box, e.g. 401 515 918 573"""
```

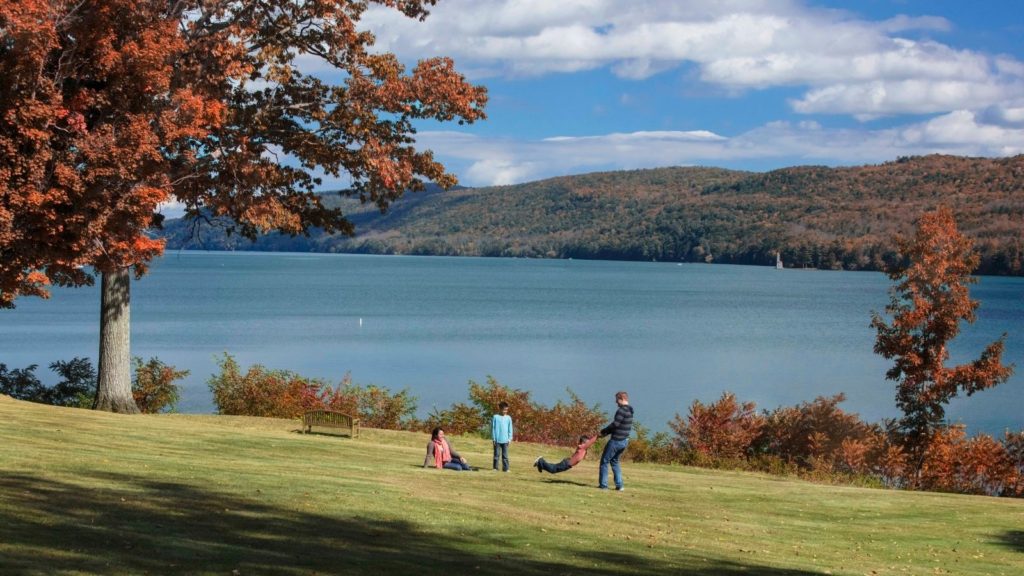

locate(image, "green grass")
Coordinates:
1 395 1022 575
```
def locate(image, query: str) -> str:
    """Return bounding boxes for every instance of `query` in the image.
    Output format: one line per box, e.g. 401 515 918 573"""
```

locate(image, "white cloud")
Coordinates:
357 0 1024 117
792 79 1021 116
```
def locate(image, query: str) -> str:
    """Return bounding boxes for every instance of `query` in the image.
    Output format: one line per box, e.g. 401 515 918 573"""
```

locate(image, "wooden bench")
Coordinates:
302 410 359 437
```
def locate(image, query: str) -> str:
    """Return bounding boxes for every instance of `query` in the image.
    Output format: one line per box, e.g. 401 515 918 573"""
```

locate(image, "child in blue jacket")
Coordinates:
491 401 513 471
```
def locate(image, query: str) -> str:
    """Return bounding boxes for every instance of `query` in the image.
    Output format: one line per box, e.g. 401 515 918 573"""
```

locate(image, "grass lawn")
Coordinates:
1 394 1022 575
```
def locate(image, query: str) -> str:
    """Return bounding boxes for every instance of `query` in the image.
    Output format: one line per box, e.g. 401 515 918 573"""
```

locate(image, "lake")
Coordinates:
2 251 1022 435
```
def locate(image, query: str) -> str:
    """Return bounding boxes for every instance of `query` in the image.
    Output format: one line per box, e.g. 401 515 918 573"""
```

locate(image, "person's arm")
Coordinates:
491 415 498 442
581 435 599 450
507 416 514 443
600 407 625 436
423 442 434 468
448 440 465 462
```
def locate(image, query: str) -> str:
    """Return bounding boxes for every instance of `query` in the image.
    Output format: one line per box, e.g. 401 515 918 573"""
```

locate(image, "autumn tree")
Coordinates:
1 0 486 412
871 206 1013 472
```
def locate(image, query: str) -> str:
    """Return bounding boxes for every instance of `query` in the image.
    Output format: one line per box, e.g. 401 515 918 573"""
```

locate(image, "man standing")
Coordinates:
598 391 633 491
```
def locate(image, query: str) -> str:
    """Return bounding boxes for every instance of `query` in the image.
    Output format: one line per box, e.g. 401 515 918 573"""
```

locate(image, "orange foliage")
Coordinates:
426 377 606 445
671 392 764 460
1 0 486 307
872 207 1014 461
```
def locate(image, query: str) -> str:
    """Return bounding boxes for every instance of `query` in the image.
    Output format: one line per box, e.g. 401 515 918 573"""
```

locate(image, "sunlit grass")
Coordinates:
1 394 1021 575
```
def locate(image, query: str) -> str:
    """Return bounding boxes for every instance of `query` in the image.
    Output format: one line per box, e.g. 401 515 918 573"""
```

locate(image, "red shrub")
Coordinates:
132 357 188 414
425 402 485 436
208 355 414 427
671 392 763 460
757 394 877 470
428 377 606 445
1003 431 1024 497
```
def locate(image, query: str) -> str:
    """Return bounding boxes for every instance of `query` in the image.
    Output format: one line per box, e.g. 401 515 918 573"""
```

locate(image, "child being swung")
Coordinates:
533 434 598 474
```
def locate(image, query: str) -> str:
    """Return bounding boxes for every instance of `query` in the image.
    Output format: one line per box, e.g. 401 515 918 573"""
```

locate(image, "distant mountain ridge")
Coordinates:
160 155 1024 275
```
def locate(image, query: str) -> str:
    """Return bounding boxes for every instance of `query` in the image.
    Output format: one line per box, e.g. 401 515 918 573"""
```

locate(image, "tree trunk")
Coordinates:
94 267 139 413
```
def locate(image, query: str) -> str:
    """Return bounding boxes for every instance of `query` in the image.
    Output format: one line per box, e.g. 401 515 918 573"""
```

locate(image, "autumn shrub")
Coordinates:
208 354 328 418
526 389 607 446
756 393 878 472
424 402 485 436
208 355 416 427
629 422 682 464
323 373 417 429
425 377 606 445
911 425 1020 496
1002 431 1024 497
132 357 188 414
671 392 764 460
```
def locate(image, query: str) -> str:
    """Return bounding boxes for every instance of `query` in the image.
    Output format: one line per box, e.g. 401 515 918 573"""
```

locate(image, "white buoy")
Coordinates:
359 317 363 327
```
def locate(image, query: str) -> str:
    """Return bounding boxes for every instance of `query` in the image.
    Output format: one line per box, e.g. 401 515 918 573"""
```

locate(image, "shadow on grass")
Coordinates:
541 478 591 487
998 531 1024 553
0 472 819 575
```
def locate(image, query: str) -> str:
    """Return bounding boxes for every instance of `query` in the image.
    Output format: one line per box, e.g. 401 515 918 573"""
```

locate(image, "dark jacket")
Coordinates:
600 404 634 441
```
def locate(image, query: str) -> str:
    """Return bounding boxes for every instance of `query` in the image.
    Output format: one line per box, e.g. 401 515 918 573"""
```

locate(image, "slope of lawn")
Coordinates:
1 394 1021 575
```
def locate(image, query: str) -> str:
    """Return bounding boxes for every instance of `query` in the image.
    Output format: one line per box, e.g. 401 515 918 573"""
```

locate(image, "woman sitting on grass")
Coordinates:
424 427 474 471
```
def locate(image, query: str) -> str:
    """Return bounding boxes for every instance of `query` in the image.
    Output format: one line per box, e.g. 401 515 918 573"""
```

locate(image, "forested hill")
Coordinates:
160 154 1024 275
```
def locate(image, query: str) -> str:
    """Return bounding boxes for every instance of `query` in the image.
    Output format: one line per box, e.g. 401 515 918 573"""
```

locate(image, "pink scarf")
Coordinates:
433 438 451 468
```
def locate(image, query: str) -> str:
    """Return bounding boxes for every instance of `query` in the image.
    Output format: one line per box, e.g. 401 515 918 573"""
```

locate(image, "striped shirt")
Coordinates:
600 404 634 441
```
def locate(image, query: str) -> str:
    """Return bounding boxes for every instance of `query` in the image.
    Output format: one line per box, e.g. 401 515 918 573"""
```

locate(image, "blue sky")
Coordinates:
331 0 1024 187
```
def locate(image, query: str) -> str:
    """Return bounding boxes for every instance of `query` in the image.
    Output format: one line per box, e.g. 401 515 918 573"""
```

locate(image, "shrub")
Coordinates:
537 389 607 446
209 355 417 427
756 393 878 471
914 426 1017 496
628 422 680 463
132 357 188 414
0 359 95 408
323 373 417 429
424 402 485 436
427 377 607 445
208 353 328 418
1003 431 1024 497
671 392 763 460
44 358 96 408
0 363 44 401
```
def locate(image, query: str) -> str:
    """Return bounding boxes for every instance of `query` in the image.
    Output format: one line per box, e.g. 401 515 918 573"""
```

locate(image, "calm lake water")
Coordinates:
2 251 1022 435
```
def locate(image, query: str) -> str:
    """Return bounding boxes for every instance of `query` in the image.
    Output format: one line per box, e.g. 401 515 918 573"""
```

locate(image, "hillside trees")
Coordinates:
1 0 486 412
871 207 1014 474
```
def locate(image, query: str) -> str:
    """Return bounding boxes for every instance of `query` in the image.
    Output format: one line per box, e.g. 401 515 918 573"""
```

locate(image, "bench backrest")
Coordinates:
304 410 354 426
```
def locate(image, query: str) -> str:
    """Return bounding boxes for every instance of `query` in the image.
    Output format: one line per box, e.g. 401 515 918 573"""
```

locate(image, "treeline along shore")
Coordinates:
160 154 1024 276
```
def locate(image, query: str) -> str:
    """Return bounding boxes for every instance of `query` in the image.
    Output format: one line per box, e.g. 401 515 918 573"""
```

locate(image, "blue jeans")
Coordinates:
599 437 628 489
493 442 509 471
538 457 572 474
443 460 472 471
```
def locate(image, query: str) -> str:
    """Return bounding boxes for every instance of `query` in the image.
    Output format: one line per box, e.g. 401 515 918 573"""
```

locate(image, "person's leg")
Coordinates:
493 442 500 470
538 457 566 474
501 442 509 471
610 438 628 489
551 458 572 474
598 440 613 488
443 461 464 471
